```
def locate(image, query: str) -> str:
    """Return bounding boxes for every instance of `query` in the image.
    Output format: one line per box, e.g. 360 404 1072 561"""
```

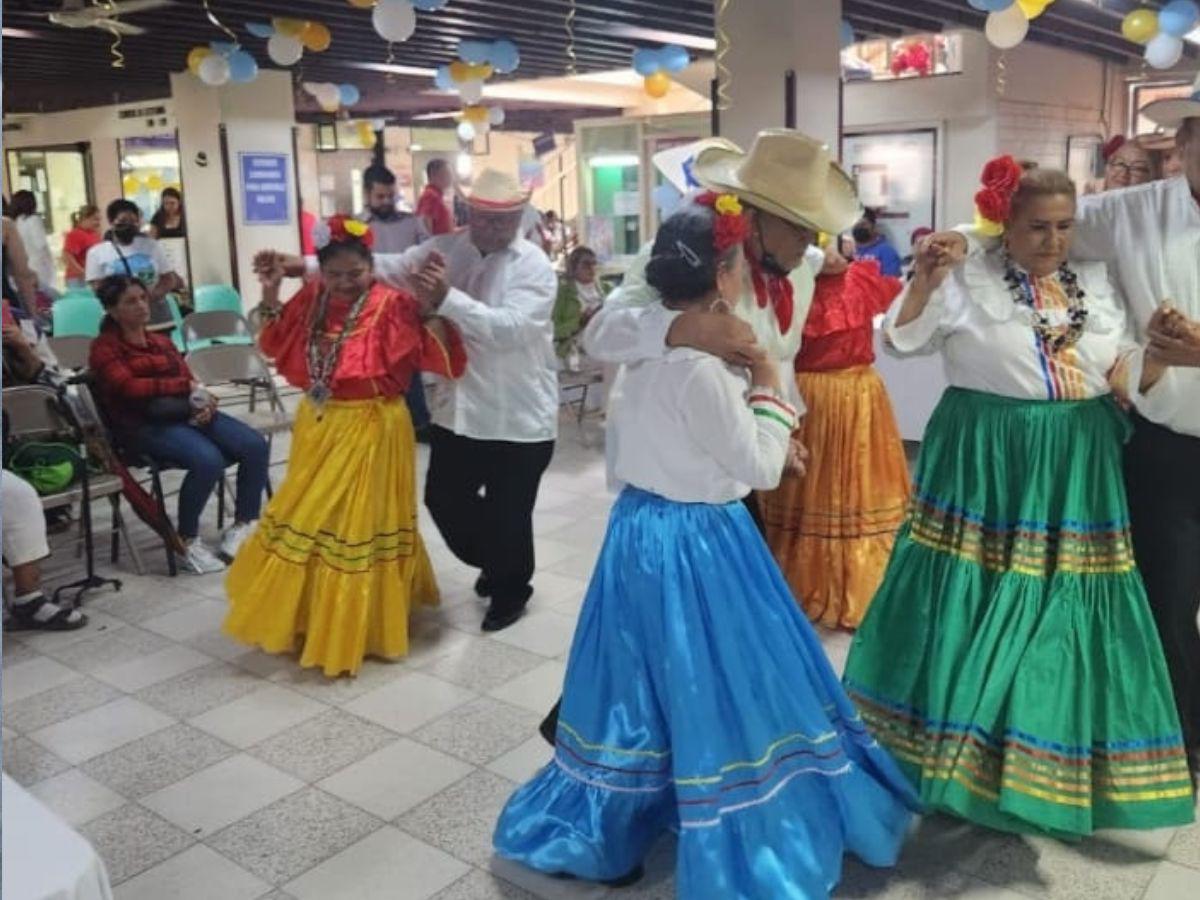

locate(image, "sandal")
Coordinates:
5 595 88 632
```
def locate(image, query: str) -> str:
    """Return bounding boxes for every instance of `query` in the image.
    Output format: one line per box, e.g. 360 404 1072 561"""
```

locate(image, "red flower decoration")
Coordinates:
694 191 750 254
907 43 932 76
326 214 375 251
974 187 1011 224
974 155 1025 224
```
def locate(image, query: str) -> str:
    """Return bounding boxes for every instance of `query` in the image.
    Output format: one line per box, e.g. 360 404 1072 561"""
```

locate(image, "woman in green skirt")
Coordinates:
843 158 1195 838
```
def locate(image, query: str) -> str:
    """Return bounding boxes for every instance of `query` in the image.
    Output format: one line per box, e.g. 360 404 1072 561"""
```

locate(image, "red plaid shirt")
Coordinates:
88 319 193 433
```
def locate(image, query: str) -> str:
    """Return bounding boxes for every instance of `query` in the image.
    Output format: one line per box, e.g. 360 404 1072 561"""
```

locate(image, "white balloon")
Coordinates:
302 81 323 97
198 54 231 86
1144 33 1185 70
371 117 387 131
488 106 505 127
459 78 484 105
457 121 476 143
984 5 1028 50
267 33 304 66
315 83 342 110
373 0 417 43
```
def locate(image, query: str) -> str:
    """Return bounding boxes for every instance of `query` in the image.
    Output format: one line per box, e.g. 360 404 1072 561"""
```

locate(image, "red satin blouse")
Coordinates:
796 259 903 373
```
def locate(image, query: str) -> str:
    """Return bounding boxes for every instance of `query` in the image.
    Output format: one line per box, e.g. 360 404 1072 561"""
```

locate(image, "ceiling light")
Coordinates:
596 25 715 51
2 27 39 39
341 61 439 78
588 154 640 168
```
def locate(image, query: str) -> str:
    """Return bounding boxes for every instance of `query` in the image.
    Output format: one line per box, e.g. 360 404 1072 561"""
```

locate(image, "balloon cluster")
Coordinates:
968 0 1055 50
840 19 856 50
1122 2 1199 70
456 105 507 143
346 0 447 45
632 45 690 98
187 43 260 86
303 81 363 113
432 39 520 109
242 18 332 68
122 174 175 194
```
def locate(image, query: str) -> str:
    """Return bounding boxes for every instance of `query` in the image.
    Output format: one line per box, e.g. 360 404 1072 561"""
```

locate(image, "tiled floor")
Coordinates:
3 419 1198 899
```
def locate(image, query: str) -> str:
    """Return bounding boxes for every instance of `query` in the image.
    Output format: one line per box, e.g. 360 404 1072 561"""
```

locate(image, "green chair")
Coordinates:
52 291 104 338
193 284 244 315
166 295 187 352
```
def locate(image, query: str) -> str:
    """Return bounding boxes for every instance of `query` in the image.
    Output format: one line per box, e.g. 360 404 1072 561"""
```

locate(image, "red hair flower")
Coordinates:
695 191 751 254
974 155 1024 225
320 214 375 251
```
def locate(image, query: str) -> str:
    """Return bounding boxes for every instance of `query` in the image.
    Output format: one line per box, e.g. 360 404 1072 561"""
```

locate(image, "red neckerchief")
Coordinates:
745 243 795 335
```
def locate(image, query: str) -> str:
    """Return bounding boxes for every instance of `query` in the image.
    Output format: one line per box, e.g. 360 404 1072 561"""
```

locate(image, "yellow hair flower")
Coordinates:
816 232 830 248
343 219 369 238
714 194 743 216
973 210 1005 238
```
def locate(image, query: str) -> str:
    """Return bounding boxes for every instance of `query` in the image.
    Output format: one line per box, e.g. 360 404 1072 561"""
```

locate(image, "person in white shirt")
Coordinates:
259 169 558 633
928 81 1200 780
844 160 1195 834
85 199 182 332
9 191 57 299
492 196 918 898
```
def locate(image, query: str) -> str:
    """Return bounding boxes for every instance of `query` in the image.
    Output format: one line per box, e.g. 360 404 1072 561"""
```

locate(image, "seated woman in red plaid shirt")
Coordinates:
88 275 270 575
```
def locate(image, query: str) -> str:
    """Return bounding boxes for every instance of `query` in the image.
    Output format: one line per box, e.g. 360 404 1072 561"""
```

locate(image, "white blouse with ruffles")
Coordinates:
884 250 1139 402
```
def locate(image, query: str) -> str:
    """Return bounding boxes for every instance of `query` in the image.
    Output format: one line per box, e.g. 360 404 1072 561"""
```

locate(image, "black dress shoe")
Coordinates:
473 575 492 598
539 699 561 746
481 603 526 632
553 865 645 889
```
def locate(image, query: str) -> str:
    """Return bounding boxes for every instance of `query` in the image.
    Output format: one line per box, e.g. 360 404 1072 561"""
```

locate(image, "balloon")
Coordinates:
371 118 387 131
301 22 332 52
458 39 492 65
347 0 375 7
338 83 361 106
245 22 275 39
1145 33 1185 69
316 83 342 109
1016 0 1048 19
1159 1 1200 37
1121 9 1160 45
448 61 471 83
488 39 521 74
459 79 484 105
198 54 231 86
653 183 683 216
413 0 449 9
434 65 454 90
457 121 476 143
272 17 307 37
145 174 164 192
267 33 304 65
661 44 690 73
227 49 259 83
632 48 661 77
984 5 1029 49
210 41 237 55
488 106 506 127
468 62 493 81
644 71 671 98
357 122 376 147
187 46 211 75
462 105 488 124
839 19 855 49
968 0 1014 10
373 0 416 43
122 175 141 194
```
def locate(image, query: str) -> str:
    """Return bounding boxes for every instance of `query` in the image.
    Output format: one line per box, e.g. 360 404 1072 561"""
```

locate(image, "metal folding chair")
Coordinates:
182 311 255 353
46 335 92 372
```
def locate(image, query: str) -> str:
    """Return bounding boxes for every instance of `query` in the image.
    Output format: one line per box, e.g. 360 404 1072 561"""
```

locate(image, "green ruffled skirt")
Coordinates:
844 388 1194 837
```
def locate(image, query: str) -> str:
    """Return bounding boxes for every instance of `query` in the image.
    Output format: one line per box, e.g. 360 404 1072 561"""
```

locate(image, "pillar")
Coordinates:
718 0 842 152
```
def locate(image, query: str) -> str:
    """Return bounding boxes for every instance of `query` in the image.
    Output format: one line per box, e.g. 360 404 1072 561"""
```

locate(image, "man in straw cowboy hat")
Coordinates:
929 71 1200 785
535 129 863 744
260 169 558 635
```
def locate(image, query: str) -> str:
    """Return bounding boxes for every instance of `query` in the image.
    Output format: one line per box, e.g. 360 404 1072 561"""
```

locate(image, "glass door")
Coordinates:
6 145 93 288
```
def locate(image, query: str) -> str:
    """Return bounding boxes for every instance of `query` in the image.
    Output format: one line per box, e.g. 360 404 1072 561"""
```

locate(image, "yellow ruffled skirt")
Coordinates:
761 366 909 630
223 396 438 676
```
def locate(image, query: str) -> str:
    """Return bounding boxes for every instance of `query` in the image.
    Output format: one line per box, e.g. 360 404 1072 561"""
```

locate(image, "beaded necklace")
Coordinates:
1002 254 1088 354
305 288 370 415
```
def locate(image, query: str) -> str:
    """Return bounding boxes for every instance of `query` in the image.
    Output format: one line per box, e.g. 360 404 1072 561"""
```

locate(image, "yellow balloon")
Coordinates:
462 105 489 124
467 63 493 81
449 61 472 83
644 71 671 99
1121 9 1159 45
1017 0 1048 19
301 22 332 52
146 174 165 192
273 18 308 38
122 175 142 194
347 0 375 7
187 46 211 75
357 122 376 147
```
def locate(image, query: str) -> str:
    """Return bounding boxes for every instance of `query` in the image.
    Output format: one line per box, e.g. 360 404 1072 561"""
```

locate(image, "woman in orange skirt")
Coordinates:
762 249 908 629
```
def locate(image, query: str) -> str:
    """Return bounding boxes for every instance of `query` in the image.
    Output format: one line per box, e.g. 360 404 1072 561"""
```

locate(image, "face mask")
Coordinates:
852 226 874 244
113 224 139 244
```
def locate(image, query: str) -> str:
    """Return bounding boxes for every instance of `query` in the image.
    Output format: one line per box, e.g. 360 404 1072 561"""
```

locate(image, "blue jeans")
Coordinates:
135 412 269 539
406 376 430 430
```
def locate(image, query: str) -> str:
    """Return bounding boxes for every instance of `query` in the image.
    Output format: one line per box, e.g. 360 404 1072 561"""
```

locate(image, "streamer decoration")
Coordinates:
715 0 732 110
565 0 577 76
95 0 125 68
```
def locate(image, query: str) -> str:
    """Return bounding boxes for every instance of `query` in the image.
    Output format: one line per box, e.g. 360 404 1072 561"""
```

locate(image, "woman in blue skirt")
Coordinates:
493 194 919 898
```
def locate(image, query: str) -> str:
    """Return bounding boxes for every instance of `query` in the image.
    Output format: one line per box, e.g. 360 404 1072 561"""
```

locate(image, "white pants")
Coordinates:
2 470 49 567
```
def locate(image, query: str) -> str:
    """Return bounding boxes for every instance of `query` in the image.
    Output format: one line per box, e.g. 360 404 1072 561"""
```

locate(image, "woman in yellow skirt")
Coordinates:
762 249 908 629
223 216 465 676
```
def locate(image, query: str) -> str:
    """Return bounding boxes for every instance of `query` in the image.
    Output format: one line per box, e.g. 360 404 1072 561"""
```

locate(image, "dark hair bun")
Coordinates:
645 203 722 304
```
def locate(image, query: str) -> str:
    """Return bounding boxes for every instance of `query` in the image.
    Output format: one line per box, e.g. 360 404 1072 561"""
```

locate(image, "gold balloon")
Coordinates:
644 71 671 99
1017 0 1049 19
462 105 489 124
273 18 308 38
357 122 376 148
347 0 376 7
122 175 142 194
301 22 332 52
449 61 472 83
1121 9 1159 45
146 173 165 192
186 46 211 75
468 63 493 81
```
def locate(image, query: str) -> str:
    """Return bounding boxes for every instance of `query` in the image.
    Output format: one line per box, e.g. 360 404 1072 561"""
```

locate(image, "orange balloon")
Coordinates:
348 0 376 7
301 22 332 52
644 71 671 99
468 62 493 81
449 61 472 83
187 46 212 75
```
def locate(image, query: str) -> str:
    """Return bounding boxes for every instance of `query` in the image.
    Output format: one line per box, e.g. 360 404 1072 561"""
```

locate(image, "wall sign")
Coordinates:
239 152 290 225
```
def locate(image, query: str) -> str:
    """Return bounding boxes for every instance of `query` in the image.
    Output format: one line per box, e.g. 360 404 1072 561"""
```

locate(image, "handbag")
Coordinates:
143 395 192 423
8 441 83 495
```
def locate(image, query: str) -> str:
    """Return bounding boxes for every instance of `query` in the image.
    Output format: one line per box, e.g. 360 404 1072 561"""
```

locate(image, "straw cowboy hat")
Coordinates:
692 129 861 235
463 168 530 212
1142 73 1200 129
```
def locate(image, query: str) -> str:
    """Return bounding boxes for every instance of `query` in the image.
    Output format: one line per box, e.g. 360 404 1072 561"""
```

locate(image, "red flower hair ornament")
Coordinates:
694 191 751 254
312 214 375 252
973 155 1025 236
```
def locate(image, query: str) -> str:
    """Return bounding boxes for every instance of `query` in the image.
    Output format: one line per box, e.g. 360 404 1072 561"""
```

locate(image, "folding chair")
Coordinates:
182 311 255 353
2 385 128 605
46 335 92 373
193 284 244 315
51 291 104 338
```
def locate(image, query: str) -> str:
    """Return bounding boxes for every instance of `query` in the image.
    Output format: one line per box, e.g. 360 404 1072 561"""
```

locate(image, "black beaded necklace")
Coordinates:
305 288 370 415
1002 254 1088 355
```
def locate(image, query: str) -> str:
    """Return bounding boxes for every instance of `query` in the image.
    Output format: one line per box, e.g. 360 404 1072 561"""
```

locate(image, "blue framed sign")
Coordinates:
239 152 290 225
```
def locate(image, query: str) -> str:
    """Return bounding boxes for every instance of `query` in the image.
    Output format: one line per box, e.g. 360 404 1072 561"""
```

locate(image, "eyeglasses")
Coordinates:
1107 161 1151 177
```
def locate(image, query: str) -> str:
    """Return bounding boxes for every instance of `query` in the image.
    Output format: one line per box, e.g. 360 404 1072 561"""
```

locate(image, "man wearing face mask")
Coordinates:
85 199 182 331
851 208 903 277
360 165 429 254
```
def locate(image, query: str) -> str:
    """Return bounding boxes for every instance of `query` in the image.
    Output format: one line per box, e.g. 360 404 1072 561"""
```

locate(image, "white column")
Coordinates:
718 0 842 152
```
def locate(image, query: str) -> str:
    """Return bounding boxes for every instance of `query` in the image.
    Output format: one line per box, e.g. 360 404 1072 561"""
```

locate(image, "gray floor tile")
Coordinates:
135 661 263 719
1 638 40 668
84 583 202 625
113 844 270 900
28 767 127 826
1142 860 1200 900
207 787 382 885
249 709 399 783
80 723 237 799
418 636 547 693
266 656 411 703
432 869 540 900
2 734 72 786
79 803 196 885
45 625 171 675
1166 820 1200 869
412 698 541 766
398 770 517 867
3 675 123 733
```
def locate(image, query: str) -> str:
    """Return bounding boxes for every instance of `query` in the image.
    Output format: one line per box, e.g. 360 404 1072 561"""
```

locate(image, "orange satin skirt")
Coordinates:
761 365 910 630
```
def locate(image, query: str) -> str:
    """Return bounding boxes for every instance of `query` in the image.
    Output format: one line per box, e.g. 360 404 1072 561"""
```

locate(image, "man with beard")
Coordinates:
360 165 429 254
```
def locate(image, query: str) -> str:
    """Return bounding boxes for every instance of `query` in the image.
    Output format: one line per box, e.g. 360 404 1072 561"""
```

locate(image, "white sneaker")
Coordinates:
220 521 257 560
178 540 226 575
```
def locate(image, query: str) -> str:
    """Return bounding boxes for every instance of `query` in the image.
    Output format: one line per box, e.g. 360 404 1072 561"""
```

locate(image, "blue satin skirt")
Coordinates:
493 488 920 899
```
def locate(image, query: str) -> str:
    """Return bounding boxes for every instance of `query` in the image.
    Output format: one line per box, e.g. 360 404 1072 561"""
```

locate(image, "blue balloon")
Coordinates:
839 19 855 49
338 83 361 107
245 22 275 39
458 39 492 65
412 0 449 9
967 0 1013 10
1160 0 1200 37
433 65 454 91
227 49 259 83
488 39 520 74
632 48 662 77
660 44 690 73
210 40 237 55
